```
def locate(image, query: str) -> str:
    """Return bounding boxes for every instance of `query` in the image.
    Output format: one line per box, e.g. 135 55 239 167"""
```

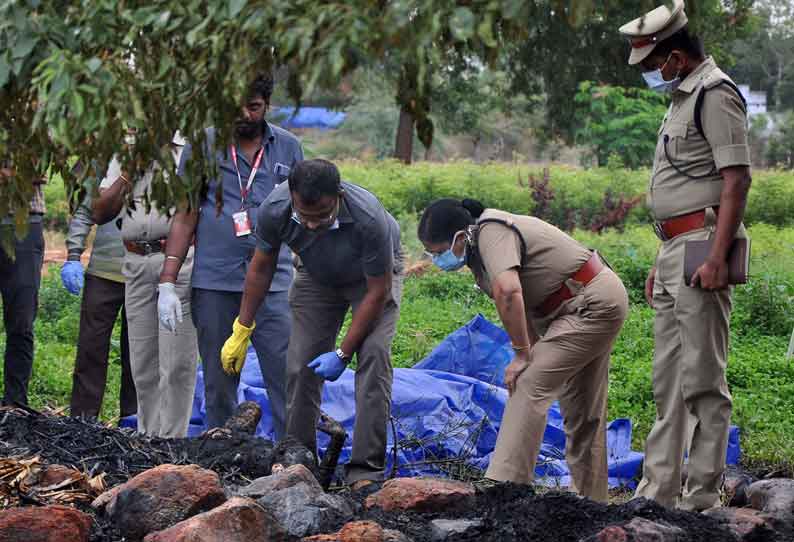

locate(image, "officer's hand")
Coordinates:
307 352 347 382
504 351 532 397
691 258 729 290
645 267 656 308
157 282 182 332
60 261 85 295
221 317 255 375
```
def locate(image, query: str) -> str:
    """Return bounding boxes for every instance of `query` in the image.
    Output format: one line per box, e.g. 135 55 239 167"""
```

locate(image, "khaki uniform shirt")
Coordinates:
469 209 592 334
649 57 750 221
100 145 185 242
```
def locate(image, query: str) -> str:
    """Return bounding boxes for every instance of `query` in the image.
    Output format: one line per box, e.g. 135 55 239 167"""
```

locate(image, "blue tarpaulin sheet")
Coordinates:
270 107 346 130
121 314 740 488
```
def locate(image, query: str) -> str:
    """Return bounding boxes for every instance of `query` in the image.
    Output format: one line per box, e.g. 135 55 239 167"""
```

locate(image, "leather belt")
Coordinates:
653 207 718 242
124 239 167 256
539 252 604 317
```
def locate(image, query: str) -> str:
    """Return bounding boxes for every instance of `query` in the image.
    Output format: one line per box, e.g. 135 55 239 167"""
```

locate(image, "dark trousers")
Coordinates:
192 288 290 437
0 222 44 406
70 274 137 418
286 269 402 483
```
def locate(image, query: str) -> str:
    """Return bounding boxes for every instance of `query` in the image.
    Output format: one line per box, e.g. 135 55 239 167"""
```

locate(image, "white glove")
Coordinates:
157 282 183 332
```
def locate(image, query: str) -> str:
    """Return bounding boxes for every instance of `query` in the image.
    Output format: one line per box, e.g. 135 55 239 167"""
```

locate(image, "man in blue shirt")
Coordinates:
158 75 302 436
221 159 403 487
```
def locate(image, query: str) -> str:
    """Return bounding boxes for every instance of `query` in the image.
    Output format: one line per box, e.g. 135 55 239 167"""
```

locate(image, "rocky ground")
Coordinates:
1 407 794 542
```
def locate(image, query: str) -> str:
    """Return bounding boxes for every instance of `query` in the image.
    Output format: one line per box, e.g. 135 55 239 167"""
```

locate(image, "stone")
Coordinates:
143 497 287 542
106 464 227 540
365 478 476 513
383 529 413 542
429 518 483 541
0 504 92 542
302 521 384 542
623 517 685 541
723 466 756 507
581 525 629 542
258 481 353 538
237 464 322 499
92 483 123 511
747 478 794 516
703 507 773 538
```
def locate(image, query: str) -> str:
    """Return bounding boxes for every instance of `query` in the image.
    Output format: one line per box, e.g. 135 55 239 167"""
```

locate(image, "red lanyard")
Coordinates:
230 145 265 203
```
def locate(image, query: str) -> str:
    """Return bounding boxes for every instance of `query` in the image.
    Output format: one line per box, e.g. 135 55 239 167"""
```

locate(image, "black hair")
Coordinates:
650 27 705 61
247 73 274 102
418 198 485 244
288 159 341 205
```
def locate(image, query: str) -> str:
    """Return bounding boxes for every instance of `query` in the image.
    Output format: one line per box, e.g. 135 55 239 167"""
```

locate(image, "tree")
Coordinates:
1 0 543 243
731 0 794 111
573 81 667 169
509 0 755 144
766 112 794 169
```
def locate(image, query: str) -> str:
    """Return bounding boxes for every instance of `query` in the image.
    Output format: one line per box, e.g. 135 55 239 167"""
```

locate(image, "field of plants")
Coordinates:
3 161 794 476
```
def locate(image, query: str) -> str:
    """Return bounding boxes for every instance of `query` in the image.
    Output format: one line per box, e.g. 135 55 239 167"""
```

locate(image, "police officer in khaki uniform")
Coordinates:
619 0 752 511
419 199 628 503
93 134 198 438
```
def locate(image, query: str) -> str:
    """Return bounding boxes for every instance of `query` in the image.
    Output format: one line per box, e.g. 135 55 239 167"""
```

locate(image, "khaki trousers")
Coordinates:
635 226 733 511
123 249 198 438
486 268 628 503
286 268 402 484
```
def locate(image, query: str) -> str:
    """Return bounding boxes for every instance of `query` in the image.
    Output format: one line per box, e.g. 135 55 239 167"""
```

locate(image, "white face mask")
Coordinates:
642 53 681 94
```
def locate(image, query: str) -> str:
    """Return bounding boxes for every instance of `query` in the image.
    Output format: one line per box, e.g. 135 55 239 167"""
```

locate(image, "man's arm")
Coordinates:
339 273 391 357
691 165 751 290
159 209 199 283
92 174 130 225
238 247 279 327
66 194 94 260
93 155 130 225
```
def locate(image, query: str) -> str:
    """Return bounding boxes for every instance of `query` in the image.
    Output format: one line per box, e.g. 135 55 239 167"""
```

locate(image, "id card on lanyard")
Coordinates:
230 145 265 237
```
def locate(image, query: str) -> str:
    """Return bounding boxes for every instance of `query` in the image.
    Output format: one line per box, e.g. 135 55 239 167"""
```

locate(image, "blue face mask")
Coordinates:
642 54 681 94
431 231 466 272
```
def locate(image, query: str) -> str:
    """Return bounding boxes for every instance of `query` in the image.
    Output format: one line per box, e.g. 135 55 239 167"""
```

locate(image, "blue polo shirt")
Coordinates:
180 123 302 292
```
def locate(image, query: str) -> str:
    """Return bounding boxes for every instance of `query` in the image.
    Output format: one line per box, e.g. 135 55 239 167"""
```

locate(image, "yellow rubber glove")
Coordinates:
221 317 255 375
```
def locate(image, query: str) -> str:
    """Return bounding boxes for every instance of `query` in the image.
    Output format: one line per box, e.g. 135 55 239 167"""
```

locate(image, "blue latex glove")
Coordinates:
60 261 85 295
307 351 347 382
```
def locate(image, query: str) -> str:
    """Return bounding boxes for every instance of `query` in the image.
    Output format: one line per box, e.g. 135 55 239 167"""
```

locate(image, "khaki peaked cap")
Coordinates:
619 0 688 65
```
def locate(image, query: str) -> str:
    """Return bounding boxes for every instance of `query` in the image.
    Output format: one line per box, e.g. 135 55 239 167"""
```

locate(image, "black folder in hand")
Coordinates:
684 238 750 285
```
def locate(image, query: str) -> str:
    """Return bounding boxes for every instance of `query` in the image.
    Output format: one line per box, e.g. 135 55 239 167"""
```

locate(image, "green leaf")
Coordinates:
0 56 10 87
12 33 38 59
450 7 475 41
86 57 102 73
229 0 246 18
477 15 497 48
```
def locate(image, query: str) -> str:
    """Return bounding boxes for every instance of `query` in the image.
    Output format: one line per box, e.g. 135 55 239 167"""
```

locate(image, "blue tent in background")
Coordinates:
121 315 740 488
270 106 346 130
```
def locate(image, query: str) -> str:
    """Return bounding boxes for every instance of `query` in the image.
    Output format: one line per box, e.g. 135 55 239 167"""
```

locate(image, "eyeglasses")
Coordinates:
290 198 339 228
423 230 465 259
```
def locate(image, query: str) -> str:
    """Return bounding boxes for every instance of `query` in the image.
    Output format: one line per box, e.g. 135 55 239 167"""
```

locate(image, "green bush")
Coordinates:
335 161 794 230
43 162 794 232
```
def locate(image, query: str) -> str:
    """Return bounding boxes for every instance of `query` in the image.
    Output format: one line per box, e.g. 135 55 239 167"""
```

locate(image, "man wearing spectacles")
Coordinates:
221 158 403 489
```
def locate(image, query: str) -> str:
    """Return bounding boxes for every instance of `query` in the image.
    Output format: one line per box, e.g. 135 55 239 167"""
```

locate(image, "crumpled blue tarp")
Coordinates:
122 314 740 488
270 107 346 130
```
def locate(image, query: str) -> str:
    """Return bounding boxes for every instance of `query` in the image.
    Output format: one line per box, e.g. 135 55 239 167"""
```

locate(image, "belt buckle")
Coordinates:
653 222 669 242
